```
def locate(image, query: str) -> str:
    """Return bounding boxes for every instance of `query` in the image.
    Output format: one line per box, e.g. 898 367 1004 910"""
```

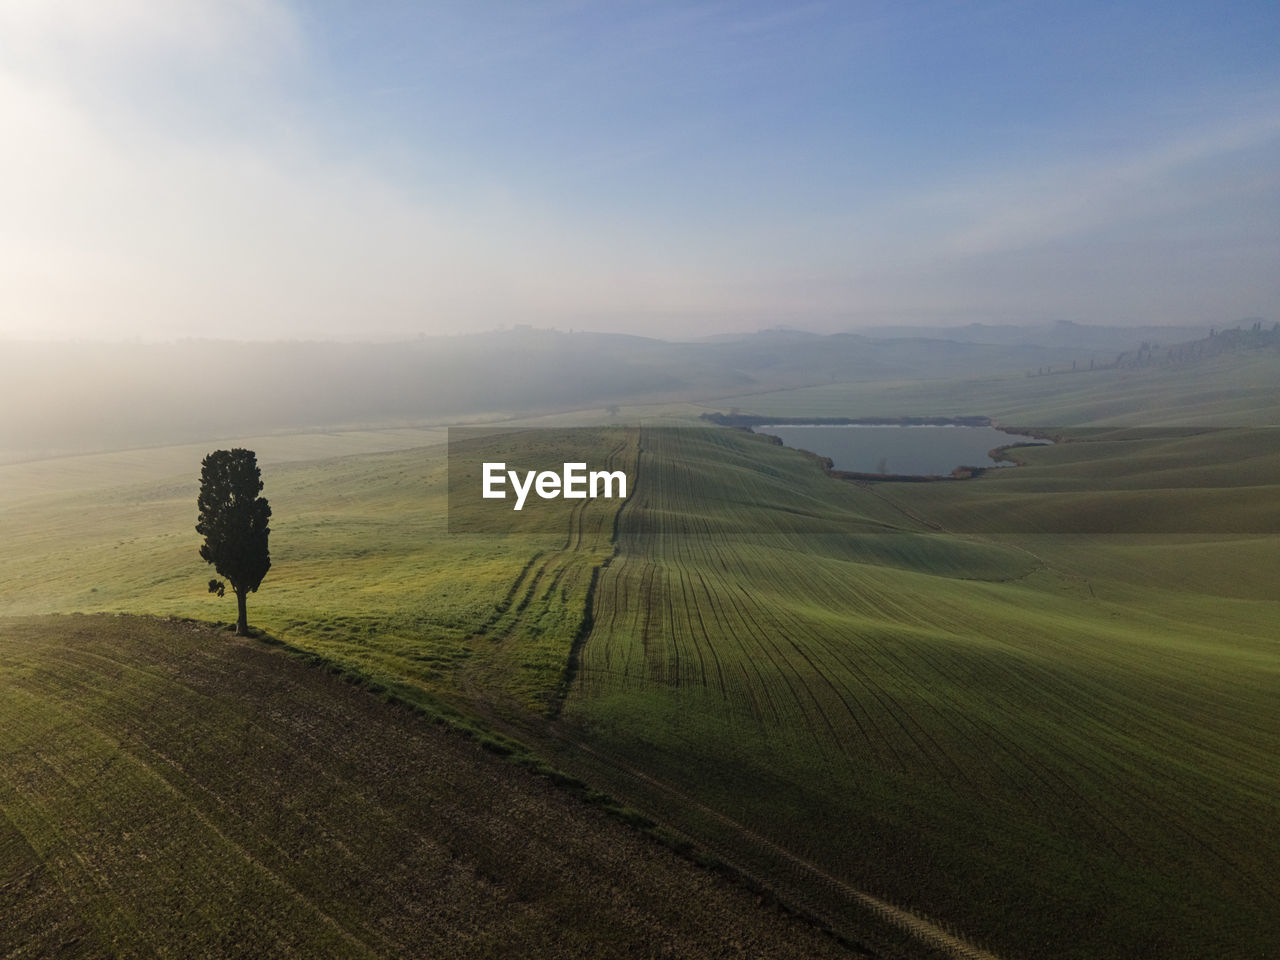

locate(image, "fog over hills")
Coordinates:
1 321 1271 461
849 319 1218 349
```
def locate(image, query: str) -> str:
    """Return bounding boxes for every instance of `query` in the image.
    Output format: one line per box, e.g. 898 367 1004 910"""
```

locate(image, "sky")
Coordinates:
1 0 1277 341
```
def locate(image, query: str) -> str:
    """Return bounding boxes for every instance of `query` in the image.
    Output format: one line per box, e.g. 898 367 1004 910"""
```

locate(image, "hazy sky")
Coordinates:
2 0 1277 340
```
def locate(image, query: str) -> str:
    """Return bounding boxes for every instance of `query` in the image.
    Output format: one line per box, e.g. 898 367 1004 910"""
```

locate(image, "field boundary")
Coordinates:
531 716 1007 960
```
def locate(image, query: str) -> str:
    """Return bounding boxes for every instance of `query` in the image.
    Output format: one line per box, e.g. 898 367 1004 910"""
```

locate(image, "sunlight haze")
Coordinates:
1 0 1277 341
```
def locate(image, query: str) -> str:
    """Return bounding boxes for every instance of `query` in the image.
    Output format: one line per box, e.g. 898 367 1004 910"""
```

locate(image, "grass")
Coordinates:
866 426 1280 535
549 422 1280 959
4 350 1280 958
0 433 618 718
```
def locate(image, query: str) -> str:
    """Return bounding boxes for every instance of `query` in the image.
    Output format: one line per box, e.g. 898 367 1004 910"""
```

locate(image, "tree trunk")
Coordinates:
236 589 248 636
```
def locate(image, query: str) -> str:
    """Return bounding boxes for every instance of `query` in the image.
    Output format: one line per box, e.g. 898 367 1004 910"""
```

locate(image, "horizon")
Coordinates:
3 0 1278 341
0 315 1246 347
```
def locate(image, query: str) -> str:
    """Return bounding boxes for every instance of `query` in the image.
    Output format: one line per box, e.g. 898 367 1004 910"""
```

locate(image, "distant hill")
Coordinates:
848 318 1218 350
1 322 1214 460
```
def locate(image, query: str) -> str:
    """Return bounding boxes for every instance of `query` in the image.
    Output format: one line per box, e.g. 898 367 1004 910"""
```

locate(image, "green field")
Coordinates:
3 348 1278 958
554 424 1280 959
0 433 600 717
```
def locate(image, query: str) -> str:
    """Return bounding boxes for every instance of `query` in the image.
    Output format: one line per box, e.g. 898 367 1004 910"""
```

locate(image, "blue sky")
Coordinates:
1 0 1277 339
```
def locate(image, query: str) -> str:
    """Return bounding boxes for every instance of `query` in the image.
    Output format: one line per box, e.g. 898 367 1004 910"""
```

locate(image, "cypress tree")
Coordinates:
196 449 271 636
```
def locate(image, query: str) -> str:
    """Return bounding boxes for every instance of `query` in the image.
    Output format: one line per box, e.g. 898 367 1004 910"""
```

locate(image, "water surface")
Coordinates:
754 424 1050 476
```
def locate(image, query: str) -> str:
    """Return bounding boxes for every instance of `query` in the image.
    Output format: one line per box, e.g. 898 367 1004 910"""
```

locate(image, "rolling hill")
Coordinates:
0 613 851 959
3 331 1278 958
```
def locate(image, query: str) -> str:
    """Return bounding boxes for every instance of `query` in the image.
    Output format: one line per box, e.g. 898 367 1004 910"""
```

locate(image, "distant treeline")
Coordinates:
1027 322 1280 377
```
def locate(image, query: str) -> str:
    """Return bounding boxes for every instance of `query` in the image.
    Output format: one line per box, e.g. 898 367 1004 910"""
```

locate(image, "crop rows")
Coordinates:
455 430 638 714
0 615 854 959
562 424 1280 959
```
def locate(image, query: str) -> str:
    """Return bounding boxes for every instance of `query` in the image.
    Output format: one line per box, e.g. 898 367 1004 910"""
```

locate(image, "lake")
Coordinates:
753 423 1051 477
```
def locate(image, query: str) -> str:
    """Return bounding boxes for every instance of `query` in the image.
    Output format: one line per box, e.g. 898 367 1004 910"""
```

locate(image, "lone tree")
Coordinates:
196 448 271 636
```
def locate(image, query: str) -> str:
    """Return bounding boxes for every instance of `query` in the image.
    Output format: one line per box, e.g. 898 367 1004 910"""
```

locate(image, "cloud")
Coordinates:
0 0 299 72
0 0 538 339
